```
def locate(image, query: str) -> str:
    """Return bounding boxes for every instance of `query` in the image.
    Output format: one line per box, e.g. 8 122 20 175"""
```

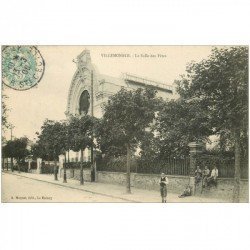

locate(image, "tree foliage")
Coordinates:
36 119 67 160
67 115 97 185
96 87 161 192
2 93 9 131
155 98 213 158
175 46 248 202
3 137 29 163
2 93 10 145
176 46 248 136
96 87 160 157
68 115 96 153
30 142 50 160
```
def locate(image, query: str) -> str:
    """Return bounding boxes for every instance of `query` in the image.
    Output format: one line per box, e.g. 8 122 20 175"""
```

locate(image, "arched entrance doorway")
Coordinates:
79 90 90 115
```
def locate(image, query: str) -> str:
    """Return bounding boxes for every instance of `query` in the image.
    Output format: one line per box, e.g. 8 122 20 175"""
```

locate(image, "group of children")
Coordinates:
194 165 219 188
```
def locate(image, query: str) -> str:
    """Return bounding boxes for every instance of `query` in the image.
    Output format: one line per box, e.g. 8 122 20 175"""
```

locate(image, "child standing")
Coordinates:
159 173 169 203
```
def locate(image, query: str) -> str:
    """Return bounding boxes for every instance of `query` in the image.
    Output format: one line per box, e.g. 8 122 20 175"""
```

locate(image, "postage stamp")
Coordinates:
2 46 45 90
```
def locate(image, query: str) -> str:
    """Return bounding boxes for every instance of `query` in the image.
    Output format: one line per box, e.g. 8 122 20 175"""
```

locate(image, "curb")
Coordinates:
3 171 140 203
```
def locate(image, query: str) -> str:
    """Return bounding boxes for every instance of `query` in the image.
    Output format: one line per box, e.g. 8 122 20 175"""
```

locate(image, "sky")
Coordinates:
3 45 220 141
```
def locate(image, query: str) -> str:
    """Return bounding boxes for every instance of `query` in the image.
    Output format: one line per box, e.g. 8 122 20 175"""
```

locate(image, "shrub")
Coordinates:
41 163 55 174
13 162 29 172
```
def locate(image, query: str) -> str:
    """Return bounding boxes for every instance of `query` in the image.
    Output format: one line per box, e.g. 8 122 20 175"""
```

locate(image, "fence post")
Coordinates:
59 154 65 178
188 142 204 195
37 158 42 174
28 159 32 172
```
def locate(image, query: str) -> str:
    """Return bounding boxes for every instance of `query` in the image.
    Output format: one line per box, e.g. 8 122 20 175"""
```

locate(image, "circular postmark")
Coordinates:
2 46 45 90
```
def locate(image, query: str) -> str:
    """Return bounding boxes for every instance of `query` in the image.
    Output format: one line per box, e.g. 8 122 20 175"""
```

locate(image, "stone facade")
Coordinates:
66 50 177 119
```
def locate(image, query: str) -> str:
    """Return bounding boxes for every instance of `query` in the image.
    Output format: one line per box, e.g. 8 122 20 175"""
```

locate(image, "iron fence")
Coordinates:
196 156 248 179
96 157 190 176
2 155 247 179
137 157 190 175
96 156 248 179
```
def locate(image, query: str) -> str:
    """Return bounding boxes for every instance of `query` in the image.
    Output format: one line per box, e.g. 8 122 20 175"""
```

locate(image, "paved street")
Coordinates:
1 172 126 202
2 171 233 203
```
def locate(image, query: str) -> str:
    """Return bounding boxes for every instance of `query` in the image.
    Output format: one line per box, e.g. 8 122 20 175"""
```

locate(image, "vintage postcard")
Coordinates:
1 45 248 203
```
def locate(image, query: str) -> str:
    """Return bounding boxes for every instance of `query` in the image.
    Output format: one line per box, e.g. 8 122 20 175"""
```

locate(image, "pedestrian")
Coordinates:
159 173 168 203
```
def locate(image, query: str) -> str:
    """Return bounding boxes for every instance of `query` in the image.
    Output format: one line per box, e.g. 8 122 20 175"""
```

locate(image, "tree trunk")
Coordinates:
11 157 13 172
2 157 4 171
6 158 8 171
232 129 241 203
54 158 58 181
80 149 84 185
63 153 67 183
91 147 94 182
18 159 20 173
68 150 70 165
126 144 131 194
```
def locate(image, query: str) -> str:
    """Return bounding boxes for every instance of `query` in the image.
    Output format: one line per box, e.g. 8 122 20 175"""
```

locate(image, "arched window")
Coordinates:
79 90 90 115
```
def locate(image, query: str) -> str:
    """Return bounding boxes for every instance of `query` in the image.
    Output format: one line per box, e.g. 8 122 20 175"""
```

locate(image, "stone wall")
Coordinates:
58 169 248 201
96 171 189 194
59 168 91 182
96 171 249 202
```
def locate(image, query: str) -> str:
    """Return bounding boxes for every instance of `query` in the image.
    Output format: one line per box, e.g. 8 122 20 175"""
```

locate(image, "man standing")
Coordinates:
159 173 169 203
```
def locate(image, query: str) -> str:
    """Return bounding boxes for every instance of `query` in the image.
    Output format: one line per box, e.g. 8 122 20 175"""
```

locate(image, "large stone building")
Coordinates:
65 50 178 161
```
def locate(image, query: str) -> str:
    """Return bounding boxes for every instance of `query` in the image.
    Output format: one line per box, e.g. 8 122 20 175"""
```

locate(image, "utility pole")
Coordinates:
91 70 94 118
91 70 95 181
10 124 14 172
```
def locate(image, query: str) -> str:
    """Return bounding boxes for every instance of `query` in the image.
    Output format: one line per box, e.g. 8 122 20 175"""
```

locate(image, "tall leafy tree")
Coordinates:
37 120 67 181
2 93 9 133
30 142 49 160
138 130 160 161
175 46 248 202
3 137 29 172
155 99 212 158
2 140 15 171
96 87 160 193
68 115 96 185
2 92 10 169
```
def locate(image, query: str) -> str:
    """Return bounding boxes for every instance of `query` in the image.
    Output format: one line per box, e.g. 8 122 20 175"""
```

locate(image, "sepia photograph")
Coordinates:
1 1 250 250
1 45 248 203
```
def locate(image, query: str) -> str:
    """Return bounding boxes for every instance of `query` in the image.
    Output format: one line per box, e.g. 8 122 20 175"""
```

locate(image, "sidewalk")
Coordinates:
3 171 230 203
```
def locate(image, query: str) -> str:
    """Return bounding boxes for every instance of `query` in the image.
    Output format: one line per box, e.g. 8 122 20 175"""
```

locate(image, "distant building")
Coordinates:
65 50 178 162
